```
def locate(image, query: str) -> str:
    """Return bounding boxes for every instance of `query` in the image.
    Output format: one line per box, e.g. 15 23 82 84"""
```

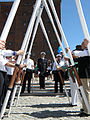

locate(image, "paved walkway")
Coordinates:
3 78 90 120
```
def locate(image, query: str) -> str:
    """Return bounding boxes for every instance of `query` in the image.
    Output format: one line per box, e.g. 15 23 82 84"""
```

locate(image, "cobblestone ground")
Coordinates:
3 95 90 120
2 78 90 120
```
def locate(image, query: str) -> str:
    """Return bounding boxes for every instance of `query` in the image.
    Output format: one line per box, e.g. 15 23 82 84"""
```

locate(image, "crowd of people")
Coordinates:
0 40 27 111
0 39 90 117
21 51 68 94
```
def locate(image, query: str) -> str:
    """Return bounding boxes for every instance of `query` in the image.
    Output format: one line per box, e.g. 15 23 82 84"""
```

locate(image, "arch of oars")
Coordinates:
0 0 90 119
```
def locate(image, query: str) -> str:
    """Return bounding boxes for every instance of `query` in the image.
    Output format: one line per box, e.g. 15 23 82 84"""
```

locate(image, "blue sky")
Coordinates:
61 0 90 50
0 0 89 51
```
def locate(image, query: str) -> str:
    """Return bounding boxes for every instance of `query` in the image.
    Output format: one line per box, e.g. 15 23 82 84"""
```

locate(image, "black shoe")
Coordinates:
54 91 58 93
70 104 77 107
78 112 90 117
6 102 10 109
21 91 24 94
0 104 3 112
60 92 63 94
80 108 84 112
6 104 10 109
0 107 1 112
42 87 45 89
28 91 30 93
60 90 63 93
20 91 24 95
40 87 44 89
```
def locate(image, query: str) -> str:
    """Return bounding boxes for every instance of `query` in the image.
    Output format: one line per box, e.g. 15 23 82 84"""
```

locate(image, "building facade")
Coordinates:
0 0 61 60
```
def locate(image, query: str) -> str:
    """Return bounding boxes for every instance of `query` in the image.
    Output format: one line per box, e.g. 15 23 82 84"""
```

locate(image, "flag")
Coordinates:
58 46 62 54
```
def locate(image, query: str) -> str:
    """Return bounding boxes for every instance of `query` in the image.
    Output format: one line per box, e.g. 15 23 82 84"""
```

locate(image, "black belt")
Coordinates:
0 70 7 74
26 68 33 72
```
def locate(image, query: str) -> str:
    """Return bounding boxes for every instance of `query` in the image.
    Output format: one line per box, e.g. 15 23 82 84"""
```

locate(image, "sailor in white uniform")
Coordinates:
52 54 65 93
73 39 90 116
0 40 24 111
21 54 34 93
6 56 15 80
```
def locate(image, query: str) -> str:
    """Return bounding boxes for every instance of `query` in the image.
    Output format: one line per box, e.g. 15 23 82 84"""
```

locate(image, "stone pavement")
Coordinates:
2 78 90 120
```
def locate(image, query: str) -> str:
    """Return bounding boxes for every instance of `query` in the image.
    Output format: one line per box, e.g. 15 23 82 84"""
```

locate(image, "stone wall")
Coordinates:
0 0 61 60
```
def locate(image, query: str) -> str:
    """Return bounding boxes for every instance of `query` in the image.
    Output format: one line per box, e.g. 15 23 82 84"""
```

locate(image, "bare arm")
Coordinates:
5 62 15 68
5 62 27 68
16 50 24 55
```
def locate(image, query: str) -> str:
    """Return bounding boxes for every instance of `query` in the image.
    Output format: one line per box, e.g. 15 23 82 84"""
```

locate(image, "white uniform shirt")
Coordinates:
0 49 15 72
6 59 15 75
24 58 34 70
6 66 14 75
47 66 52 71
0 49 15 57
52 60 65 71
47 63 52 71
73 49 89 57
0 55 8 72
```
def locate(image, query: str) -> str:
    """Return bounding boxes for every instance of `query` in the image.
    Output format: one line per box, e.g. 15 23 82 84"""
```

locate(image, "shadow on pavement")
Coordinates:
30 110 79 118
17 103 72 108
12 110 79 118
30 103 71 108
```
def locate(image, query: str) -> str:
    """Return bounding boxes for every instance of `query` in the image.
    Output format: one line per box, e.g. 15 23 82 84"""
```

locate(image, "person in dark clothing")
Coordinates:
37 52 48 89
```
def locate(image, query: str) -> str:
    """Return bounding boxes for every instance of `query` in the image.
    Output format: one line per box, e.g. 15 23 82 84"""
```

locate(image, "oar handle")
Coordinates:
68 68 76 83
21 70 26 85
9 65 19 88
15 69 22 83
73 67 82 86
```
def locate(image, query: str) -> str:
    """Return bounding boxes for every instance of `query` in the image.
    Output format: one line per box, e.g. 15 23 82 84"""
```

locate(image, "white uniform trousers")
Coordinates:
69 76 78 105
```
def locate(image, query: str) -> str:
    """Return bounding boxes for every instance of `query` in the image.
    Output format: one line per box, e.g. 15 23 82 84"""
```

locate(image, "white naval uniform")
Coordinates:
69 50 88 106
6 66 14 76
52 60 65 93
47 65 52 71
25 58 34 79
22 58 34 75
0 49 16 72
61 55 78 105
52 60 65 71
0 49 16 108
0 49 16 57
69 76 78 105
21 58 34 93
68 52 78 105
0 55 8 72
24 58 34 70
73 49 88 57
73 49 90 113
5 59 15 76
71 49 88 106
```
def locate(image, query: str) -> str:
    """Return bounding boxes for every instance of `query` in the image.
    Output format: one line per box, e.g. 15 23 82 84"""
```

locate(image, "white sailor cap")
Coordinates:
60 51 63 53
26 52 31 55
64 56 69 59
40 52 46 55
56 54 61 57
